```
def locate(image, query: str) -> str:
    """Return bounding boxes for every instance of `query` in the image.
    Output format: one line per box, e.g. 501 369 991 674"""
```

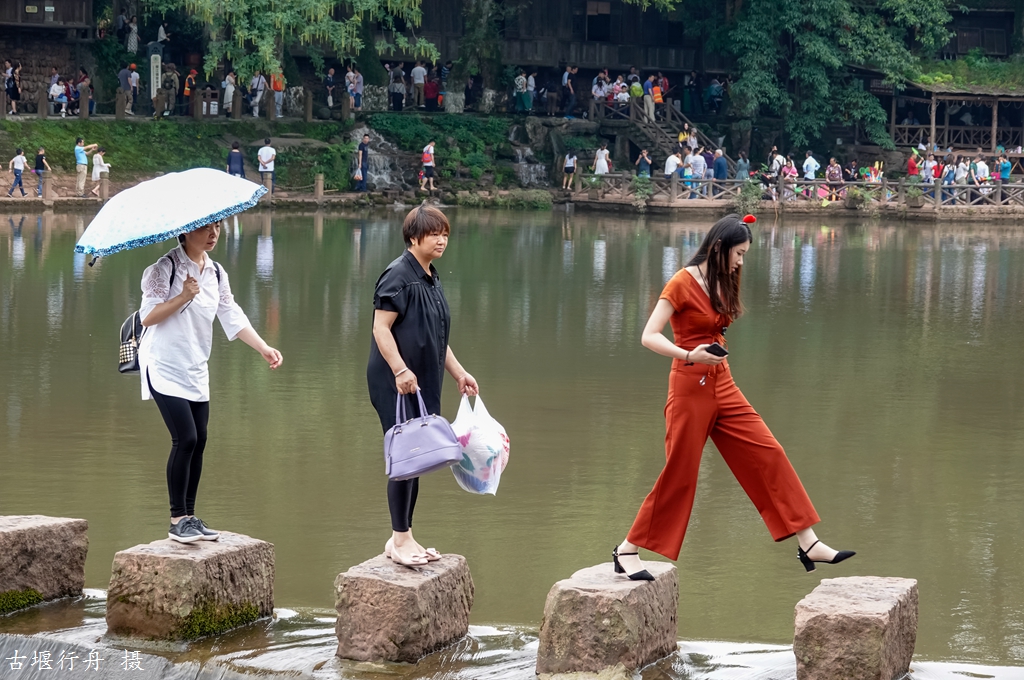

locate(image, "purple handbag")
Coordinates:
384 390 462 481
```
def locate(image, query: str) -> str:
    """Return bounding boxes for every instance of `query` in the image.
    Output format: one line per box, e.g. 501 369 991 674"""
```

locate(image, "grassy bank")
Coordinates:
0 120 355 190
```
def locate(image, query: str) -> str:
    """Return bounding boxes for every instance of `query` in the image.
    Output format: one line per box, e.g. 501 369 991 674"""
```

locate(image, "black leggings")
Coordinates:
388 477 419 532
148 375 210 518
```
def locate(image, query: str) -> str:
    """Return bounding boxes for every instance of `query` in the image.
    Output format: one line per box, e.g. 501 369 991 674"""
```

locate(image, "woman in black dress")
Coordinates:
367 205 479 567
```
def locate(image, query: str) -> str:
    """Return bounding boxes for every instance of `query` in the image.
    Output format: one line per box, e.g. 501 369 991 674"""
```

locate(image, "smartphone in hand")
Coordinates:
705 342 729 357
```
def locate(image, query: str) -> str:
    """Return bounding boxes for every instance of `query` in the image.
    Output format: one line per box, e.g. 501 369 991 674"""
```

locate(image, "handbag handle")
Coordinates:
393 388 430 427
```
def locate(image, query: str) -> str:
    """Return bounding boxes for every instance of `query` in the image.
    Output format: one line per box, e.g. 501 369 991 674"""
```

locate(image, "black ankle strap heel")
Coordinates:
612 545 656 581
797 539 857 573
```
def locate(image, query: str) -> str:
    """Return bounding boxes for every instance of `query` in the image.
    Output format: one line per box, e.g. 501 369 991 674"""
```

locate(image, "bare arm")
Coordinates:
445 346 478 395
640 298 723 366
43 159 51 171
141 288 192 327
236 326 282 369
373 309 419 394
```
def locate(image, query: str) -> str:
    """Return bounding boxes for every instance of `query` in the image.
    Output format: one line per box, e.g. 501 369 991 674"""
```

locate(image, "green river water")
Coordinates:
2 208 1024 679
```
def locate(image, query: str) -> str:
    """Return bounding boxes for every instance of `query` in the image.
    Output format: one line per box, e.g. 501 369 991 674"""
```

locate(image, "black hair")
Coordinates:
264 137 271 145
15 148 23 155
685 213 753 319
402 204 450 247
232 141 240 149
75 137 84 145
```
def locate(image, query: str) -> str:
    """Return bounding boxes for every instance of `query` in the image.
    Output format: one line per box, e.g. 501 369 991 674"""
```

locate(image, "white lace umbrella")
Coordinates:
74 168 266 258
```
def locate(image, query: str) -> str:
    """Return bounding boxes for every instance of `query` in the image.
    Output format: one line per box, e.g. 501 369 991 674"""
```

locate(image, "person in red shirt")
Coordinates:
424 77 439 111
907 151 919 176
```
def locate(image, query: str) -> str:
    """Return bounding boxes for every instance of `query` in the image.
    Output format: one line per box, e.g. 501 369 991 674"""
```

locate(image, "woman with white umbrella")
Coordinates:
76 168 282 543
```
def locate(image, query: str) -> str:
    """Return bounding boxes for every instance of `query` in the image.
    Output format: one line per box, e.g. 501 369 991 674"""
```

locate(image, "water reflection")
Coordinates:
3 212 1024 671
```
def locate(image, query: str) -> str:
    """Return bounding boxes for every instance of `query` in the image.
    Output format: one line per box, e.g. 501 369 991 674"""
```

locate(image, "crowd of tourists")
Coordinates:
3 136 110 199
4 61 98 118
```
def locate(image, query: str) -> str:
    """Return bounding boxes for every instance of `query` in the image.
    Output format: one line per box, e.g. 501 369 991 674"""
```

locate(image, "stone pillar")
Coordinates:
314 211 323 242
536 562 678 676
115 90 126 120
670 172 679 202
100 176 109 201
0 90 6 120
193 93 203 121
314 173 324 201
341 91 351 120
232 93 242 119
42 174 53 201
262 173 274 203
79 95 89 119
335 554 474 662
0 516 88 615
37 88 48 119
794 576 918 680
106 532 275 641
264 90 275 120
574 171 582 193
304 89 313 123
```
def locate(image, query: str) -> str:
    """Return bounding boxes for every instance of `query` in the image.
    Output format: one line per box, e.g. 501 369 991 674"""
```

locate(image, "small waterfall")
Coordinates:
511 145 549 187
351 126 407 190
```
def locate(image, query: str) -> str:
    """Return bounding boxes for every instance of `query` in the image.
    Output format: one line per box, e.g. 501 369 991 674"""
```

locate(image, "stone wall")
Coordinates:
0 33 89 112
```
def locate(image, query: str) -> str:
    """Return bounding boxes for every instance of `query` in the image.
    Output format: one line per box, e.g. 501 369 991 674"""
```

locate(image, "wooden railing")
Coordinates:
893 124 1023 150
566 172 1024 210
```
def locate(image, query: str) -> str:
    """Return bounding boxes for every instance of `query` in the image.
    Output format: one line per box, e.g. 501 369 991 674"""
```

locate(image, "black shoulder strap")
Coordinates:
213 261 221 283
165 255 176 293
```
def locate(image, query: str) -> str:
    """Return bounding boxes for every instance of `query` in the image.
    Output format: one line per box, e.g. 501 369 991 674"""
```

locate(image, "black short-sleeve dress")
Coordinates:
367 250 452 433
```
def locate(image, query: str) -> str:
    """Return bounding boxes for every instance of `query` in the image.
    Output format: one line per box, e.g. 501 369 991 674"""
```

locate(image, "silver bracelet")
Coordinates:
394 368 409 377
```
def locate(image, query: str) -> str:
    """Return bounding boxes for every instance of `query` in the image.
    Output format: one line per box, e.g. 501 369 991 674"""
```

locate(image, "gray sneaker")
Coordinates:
192 518 220 541
167 517 203 544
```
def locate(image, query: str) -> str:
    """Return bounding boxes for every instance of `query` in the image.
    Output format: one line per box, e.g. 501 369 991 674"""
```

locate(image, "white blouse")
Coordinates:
138 245 251 402
91 154 111 181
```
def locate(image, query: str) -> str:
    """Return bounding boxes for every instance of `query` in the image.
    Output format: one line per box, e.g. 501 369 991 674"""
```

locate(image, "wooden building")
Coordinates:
0 0 95 32
414 0 732 73
0 0 96 112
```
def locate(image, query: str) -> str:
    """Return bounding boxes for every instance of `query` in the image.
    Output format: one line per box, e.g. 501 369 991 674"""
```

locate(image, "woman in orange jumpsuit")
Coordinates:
614 214 854 579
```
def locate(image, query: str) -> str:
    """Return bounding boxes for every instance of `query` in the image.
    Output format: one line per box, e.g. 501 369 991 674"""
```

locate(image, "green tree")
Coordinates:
144 0 439 80
728 0 951 148
624 0 952 149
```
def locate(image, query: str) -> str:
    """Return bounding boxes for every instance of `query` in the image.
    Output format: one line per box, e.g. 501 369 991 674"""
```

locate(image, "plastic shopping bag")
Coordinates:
450 395 509 495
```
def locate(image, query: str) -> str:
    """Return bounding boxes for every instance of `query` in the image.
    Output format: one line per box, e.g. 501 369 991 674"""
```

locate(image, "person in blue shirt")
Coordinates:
999 155 1012 181
642 75 655 121
73 137 97 197
635 149 652 178
712 149 729 195
225 141 245 178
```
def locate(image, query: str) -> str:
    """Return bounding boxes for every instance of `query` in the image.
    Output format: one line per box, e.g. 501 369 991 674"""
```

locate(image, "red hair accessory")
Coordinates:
742 214 757 224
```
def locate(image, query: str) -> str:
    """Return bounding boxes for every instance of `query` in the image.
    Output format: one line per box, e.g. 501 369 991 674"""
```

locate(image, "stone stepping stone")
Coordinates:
536 562 678 676
106 532 274 641
0 516 88 615
335 553 474 663
794 576 919 680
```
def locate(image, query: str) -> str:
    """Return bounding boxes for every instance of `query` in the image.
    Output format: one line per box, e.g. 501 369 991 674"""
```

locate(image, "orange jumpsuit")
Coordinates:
627 269 820 560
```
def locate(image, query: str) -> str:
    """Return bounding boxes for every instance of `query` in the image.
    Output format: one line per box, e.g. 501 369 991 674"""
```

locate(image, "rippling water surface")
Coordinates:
3 209 1024 677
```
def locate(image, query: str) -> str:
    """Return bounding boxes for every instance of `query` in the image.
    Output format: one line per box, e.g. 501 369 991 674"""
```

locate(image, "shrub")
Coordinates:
564 136 600 151
494 189 552 210
733 179 764 214
630 175 653 212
